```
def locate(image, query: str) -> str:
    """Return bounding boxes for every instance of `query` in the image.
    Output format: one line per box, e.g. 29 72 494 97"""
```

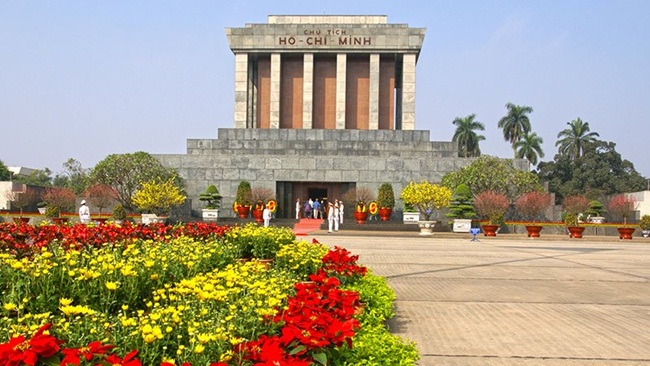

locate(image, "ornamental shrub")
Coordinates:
473 190 509 225
399 181 452 221
514 191 552 223
562 195 590 226
445 184 476 221
608 194 638 226
586 200 606 217
132 176 186 216
376 183 395 209
199 184 223 209
235 180 253 206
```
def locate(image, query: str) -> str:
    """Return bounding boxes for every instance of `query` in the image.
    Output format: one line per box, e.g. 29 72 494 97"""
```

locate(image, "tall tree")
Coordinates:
52 158 90 194
555 117 600 160
514 132 545 166
91 151 182 212
452 114 485 158
537 140 646 203
497 103 533 156
0 160 10 181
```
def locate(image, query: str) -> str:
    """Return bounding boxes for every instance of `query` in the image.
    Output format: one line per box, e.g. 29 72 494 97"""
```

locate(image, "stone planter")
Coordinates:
418 220 436 236
567 226 585 239
525 225 543 238
589 216 605 224
202 209 219 221
481 224 499 237
452 219 472 233
403 212 420 224
141 214 167 225
642 230 650 238
617 227 635 240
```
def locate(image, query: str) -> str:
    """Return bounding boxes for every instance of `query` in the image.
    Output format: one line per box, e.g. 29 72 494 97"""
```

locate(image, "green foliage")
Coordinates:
235 180 253 206
586 200 606 217
445 184 476 220
199 184 223 209
112 204 127 220
44 205 60 219
452 114 485 158
442 155 542 202
555 117 600 160
52 158 90 194
131 177 186 216
497 103 533 155
639 215 650 231
514 132 545 166
0 160 10 181
537 141 646 203
335 271 420 366
13 168 53 187
91 152 181 212
376 183 396 209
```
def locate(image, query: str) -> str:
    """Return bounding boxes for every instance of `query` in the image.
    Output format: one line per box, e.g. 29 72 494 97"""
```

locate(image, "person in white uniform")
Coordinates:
295 198 301 220
78 200 91 224
263 206 272 227
338 201 344 224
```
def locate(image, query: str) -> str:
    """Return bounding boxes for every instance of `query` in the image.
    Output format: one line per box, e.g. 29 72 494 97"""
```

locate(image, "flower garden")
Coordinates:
0 222 419 365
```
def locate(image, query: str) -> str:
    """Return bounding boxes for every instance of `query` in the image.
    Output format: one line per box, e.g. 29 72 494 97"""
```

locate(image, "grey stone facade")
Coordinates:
154 128 528 217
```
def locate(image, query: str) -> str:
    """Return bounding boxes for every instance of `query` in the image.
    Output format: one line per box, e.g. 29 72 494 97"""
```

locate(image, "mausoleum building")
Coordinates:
155 15 520 218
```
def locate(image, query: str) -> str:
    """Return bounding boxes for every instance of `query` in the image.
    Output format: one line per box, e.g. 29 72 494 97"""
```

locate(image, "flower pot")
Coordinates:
236 205 250 219
252 209 264 223
481 224 499 237
617 227 635 240
353 211 368 224
642 230 650 238
12 217 30 224
378 208 392 221
567 226 585 239
51 217 69 225
418 220 436 236
525 225 543 238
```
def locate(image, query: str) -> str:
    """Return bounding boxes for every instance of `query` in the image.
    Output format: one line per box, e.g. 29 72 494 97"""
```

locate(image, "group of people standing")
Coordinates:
295 198 344 233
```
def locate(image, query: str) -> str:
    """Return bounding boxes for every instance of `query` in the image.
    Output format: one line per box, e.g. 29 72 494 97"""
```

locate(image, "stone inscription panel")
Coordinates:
278 28 372 47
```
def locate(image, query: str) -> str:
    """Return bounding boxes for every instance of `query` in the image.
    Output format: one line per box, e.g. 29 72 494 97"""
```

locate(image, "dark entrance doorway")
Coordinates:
276 181 354 218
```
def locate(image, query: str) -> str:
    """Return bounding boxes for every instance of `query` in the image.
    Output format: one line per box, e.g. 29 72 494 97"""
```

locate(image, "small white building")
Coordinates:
629 190 650 219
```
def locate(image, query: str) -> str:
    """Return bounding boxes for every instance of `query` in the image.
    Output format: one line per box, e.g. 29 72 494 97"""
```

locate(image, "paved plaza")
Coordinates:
311 232 650 366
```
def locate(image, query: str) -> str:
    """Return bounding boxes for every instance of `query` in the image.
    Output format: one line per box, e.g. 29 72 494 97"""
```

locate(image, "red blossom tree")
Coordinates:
473 190 510 225
85 184 118 216
562 195 590 226
608 194 638 226
42 187 76 216
515 191 552 223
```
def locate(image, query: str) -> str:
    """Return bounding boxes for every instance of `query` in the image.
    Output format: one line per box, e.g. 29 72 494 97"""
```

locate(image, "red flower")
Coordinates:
0 324 63 366
61 341 115 365
104 350 142 366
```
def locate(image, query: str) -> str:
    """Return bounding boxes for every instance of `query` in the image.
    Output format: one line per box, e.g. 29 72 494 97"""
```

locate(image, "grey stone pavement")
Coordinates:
310 231 650 366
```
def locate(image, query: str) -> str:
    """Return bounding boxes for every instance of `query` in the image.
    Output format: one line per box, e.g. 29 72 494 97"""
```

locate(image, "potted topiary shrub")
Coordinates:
445 184 476 233
639 215 650 238
473 190 510 237
132 176 186 224
112 203 127 224
586 200 606 223
234 181 253 219
399 181 452 235
199 184 222 221
608 194 638 240
562 195 590 238
515 191 552 238
376 183 396 221
251 187 275 224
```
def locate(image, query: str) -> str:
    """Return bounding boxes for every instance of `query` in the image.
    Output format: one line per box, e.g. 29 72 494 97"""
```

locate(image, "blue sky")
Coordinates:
1 1 649 179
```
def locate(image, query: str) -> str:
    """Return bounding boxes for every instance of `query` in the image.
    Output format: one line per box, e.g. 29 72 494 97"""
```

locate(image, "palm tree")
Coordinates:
555 118 600 160
452 114 486 158
514 132 545 166
497 103 533 157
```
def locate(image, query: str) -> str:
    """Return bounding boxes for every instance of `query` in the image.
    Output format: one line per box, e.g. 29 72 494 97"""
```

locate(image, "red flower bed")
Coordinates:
0 222 230 257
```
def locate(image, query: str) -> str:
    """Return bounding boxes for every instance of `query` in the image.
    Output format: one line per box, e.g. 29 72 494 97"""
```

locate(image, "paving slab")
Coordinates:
311 232 650 365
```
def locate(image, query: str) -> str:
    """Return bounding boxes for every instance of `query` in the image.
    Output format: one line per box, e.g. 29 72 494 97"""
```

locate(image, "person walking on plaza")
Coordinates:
338 200 344 224
263 205 272 227
78 200 91 224
303 201 312 219
295 198 301 220
312 199 321 219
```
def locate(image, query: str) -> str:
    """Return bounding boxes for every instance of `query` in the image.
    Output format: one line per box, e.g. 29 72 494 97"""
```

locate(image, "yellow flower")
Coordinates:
193 344 205 354
3 302 17 311
59 298 73 306
105 281 120 290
